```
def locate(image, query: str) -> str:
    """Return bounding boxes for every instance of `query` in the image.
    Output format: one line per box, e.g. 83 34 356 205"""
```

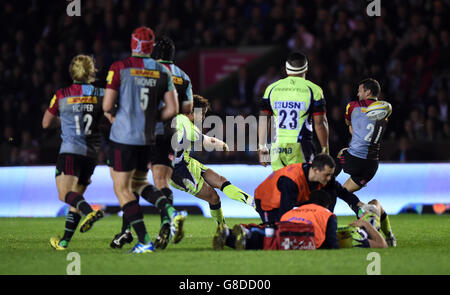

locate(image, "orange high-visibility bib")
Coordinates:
255 163 315 211
281 204 334 248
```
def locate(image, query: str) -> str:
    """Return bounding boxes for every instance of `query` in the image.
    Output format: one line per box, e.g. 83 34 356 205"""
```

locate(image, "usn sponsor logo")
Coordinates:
274 101 306 110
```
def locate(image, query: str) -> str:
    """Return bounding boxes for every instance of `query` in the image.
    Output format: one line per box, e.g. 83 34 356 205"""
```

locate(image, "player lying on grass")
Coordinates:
43 55 106 250
214 193 396 250
111 94 255 249
253 153 379 224
213 190 339 250
337 198 396 248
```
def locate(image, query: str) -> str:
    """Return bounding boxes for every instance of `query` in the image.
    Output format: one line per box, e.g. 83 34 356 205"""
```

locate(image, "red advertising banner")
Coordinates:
199 49 261 90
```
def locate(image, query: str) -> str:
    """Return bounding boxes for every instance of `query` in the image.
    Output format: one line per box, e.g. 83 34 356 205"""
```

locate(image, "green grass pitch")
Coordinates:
0 214 449 275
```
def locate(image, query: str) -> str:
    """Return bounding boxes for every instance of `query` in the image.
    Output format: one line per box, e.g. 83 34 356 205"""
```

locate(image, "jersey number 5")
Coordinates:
140 88 149 111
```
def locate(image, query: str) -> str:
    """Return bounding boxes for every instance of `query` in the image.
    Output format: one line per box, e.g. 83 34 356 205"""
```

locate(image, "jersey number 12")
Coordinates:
74 114 93 135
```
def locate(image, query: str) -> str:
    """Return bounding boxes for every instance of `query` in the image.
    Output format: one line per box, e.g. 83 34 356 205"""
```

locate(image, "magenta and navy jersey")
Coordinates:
345 99 388 160
159 61 193 107
106 56 175 145
47 83 104 158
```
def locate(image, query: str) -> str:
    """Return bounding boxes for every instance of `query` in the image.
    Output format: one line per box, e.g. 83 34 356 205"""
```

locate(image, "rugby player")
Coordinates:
103 26 185 253
214 190 339 250
334 79 395 245
253 154 379 224
170 95 255 236
258 51 329 171
335 78 391 192
44 55 106 250
337 199 396 248
111 35 194 250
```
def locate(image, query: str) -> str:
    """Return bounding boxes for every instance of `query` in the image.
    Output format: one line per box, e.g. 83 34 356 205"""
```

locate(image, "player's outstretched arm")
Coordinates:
350 220 388 248
203 135 229 151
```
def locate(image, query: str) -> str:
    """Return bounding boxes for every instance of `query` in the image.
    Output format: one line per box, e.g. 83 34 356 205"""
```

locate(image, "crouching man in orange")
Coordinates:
254 153 378 224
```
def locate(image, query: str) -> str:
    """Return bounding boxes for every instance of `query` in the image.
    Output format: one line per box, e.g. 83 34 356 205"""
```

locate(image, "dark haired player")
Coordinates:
43 55 106 250
103 27 185 253
252 154 379 224
335 78 396 246
170 95 255 243
152 35 193 115
258 51 329 171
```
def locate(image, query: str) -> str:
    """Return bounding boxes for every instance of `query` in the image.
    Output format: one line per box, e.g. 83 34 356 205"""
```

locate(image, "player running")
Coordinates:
110 35 194 250
337 199 396 248
171 95 255 235
258 51 329 171
335 78 392 192
43 55 106 250
103 26 185 253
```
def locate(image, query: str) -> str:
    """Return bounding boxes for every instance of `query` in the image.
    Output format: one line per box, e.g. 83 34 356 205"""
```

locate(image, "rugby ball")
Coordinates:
363 100 392 121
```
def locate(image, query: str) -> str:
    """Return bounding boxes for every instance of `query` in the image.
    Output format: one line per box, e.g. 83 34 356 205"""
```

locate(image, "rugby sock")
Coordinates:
160 187 174 223
141 185 173 223
380 212 393 237
64 192 93 216
221 181 252 205
122 200 149 244
119 192 139 234
61 211 81 244
209 202 225 226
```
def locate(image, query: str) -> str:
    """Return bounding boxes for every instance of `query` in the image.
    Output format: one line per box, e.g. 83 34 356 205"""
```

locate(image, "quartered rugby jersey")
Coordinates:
345 99 388 160
260 76 325 144
158 61 193 107
106 56 175 146
47 83 104 158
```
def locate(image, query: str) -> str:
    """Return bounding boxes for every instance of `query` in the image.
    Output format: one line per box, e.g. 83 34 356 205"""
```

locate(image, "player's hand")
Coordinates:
349 219 366 228
360 203 380 217
258 145 270 167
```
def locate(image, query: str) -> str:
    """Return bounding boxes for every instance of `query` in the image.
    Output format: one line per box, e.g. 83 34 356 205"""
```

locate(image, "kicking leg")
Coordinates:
202 169 255 208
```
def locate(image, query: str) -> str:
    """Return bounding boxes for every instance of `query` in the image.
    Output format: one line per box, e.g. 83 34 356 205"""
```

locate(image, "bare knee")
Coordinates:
153 175 170 189
208 190 221 205
368 199 379 206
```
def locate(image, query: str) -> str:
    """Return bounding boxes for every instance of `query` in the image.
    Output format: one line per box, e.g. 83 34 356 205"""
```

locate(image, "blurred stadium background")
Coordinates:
0 0 449 217
1 0 449 166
